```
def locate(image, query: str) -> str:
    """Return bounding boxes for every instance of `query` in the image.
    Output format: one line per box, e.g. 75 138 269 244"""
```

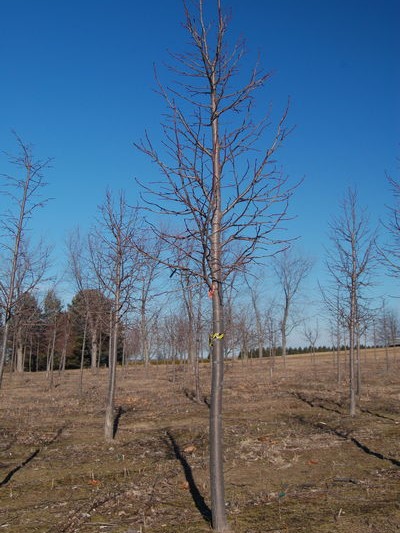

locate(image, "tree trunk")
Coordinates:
356 326 361 398
16 328 25 373
210 285 227 531
79 316 88 396
91 336 98 371
209 70 228 532
28 337 33 373
98 331 103 369
194 306 202 403
349 284 357 417
281 297 289 368
0 320 10 382
141 300 149 368
105 268 120 442
59 320 70 374
336 325 341 386
48 326 57 389
35 339 40 372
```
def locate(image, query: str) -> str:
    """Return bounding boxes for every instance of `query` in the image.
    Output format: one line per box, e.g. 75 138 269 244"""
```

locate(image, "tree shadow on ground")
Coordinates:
0 426 65 487
165 430 212 524
0 448 40 487
113 406 126 438
182 387 207 406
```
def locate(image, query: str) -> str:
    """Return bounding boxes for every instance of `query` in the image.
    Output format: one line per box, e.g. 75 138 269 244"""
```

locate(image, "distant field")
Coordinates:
0 349 399 532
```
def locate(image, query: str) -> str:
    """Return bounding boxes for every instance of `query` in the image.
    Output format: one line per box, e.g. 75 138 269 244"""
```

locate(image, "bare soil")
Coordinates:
0 350 399 532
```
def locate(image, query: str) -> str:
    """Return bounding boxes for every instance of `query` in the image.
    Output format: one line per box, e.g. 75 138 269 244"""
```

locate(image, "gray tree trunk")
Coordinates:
209 71 228 532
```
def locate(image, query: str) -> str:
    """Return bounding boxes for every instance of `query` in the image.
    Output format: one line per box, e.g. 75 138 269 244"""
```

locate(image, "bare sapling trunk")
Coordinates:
356 324 361 398
79 315 88 396
16 328 25 373
48 323 57 390
349 316 356 416
105 311 118 441
210 282 226 531
209 74 228 529
0 322 11 380
336 321 342 386
281 307 288 369
141 299 150 369
91 334 98 371
303 321 318 378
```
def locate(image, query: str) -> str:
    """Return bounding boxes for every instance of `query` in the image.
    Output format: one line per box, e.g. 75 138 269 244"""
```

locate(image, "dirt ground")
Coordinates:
0 350 399 533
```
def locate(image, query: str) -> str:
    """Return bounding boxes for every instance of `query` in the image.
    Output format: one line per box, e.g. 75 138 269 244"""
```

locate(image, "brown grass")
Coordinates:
0 349 399 532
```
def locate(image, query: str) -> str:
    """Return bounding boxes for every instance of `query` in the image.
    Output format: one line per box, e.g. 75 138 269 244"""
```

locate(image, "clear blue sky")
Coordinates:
1 0 399 328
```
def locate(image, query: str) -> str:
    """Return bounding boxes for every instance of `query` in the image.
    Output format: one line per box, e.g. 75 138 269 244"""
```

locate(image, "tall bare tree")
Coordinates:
89 190 139 441
43 288 62 389
322 287 345 385
11 290 41 373
244 272 267 360
325 188 376 416
377 300 398 371
135 2 294 529
0 134 51 386
135 233 163 368
303 319 319 373
67 229 110 371
273 248 312 362
264 299 279 379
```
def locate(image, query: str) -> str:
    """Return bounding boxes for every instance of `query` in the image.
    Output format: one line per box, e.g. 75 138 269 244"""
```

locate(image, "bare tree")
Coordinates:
325 188 376 416
0 134 51 386
244 273 266 360
43 288 62 389
234 303 254 362
303 320 319 374
135 234 163 368
9 290 38 372
170 239 206 400
58 310 71 373
273 248 313 363
264 299 279 379
135 2 295 529
89 190 139 441
67 228 111 371
386 308 399 347
177 270 204 401
376 300 398 371
323 287 345 385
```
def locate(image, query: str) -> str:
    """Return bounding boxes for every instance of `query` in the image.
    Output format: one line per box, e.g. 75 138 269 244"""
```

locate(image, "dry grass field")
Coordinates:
0 350 399 532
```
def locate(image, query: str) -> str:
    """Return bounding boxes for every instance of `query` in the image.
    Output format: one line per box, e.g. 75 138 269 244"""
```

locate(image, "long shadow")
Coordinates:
360 407 398 422
292 391 400 424
294 414 400 467
291 391 342 415
0 448 40 487
0 425 65 487
182 388 209 408
113 406 126 438
165 430 211 523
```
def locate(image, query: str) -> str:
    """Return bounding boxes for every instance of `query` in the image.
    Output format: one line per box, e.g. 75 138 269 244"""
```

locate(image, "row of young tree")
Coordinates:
1 247 398 371
1 2 399 531
0 147 398 428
